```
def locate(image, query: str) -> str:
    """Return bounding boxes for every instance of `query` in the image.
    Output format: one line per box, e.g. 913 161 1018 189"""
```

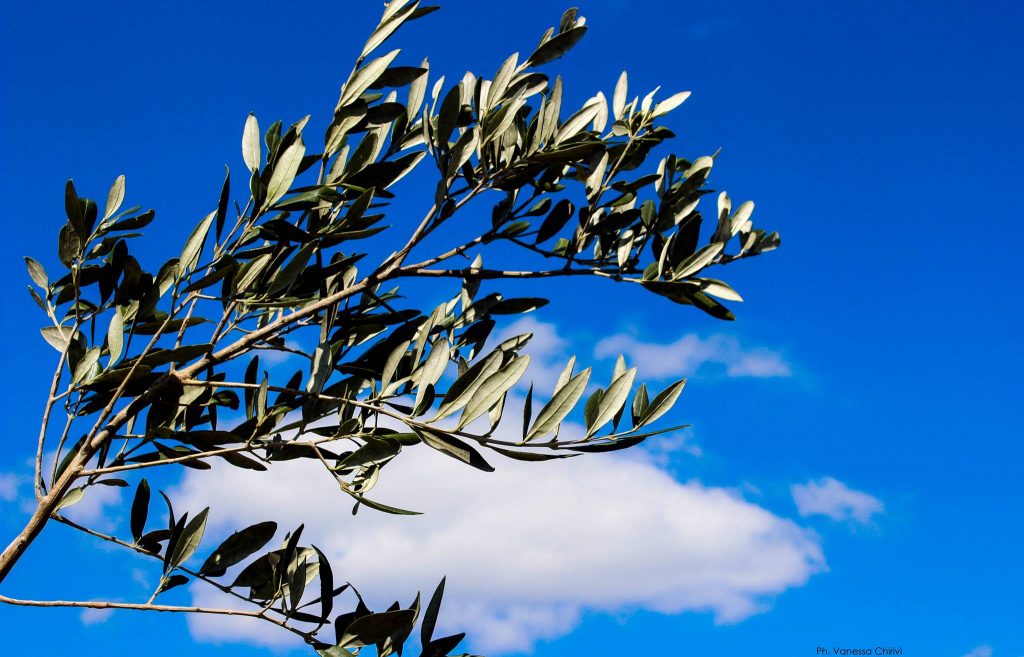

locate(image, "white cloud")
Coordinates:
61 481 123 532
594 332 791 380
791 477 883 524
173 448 824 654
962 646 993 657
641 430 703 465
1 462 122 533
79 607 114 625
495 316 571 392
0 472 24 502
188 585 297 648
16 451 123 529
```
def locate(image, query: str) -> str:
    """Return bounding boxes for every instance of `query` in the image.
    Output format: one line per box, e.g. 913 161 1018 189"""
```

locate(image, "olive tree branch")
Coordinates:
47 414 75 489
399 266 622 280
35 347 69 499
0 593 289 622
47 514 315 640
174 379 673 450
79 432 354 477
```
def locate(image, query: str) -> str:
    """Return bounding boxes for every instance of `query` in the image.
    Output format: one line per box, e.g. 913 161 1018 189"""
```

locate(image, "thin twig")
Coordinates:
35 348 69 499
49 514 315 641
399 266 620 280
0 593 270 619
80 433 348 476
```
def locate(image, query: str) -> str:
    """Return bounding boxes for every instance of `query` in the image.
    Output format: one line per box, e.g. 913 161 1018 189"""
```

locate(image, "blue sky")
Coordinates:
1 1 1022 656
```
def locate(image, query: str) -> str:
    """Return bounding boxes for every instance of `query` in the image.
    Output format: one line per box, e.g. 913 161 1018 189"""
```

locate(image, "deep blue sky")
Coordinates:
1 1 1022 656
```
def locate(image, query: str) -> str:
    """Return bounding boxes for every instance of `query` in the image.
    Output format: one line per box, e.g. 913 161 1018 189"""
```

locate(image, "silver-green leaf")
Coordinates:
458 355 530 429
179 211 216 275
104 174 126 220
265 139 306 208
339 49 401 108
526 367 591 441
242 113 261 173
586 367 636 437
638 379 687 428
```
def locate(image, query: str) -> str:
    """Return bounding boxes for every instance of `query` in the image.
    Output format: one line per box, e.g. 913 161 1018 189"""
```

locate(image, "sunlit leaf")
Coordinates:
242 113 261 172
104 175 126 221
265 139 306 208
458 355 530 429
638 379 687 427
526 367 591 441
586 367 636 436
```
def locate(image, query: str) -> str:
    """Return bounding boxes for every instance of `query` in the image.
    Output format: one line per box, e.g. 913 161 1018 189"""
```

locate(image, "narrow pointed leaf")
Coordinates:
421 577 445 647
56 487 85 511
216 166 230 240
180 211 215 274
64 180 85 237
242 114 261 172
414 427 494 472
535 199 575 244
313 546 334 621
638 379 687 427
265 139 306 208
652 91 691 117
697 278 743 302
553 101 602 145
672 242 723 280
169 507 209 570
415 339 450 410
340 49 402 107
130 479 150 542
458 355 530 429
526 367 591 441
353 494 422 516
613 71 628 120
488 445 577 462
106 307 124 366
554 356 576 391
586 367 636 437
336 437 402 470
527 25 587 67
199 521 278 576
522 383 533 440
104 175 126 220
433 351 501 421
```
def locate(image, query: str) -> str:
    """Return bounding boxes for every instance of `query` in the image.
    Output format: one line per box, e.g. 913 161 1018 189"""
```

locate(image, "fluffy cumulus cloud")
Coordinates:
791 477 883 524
173 448 824 654
961 646 993 657
594 332 791 379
